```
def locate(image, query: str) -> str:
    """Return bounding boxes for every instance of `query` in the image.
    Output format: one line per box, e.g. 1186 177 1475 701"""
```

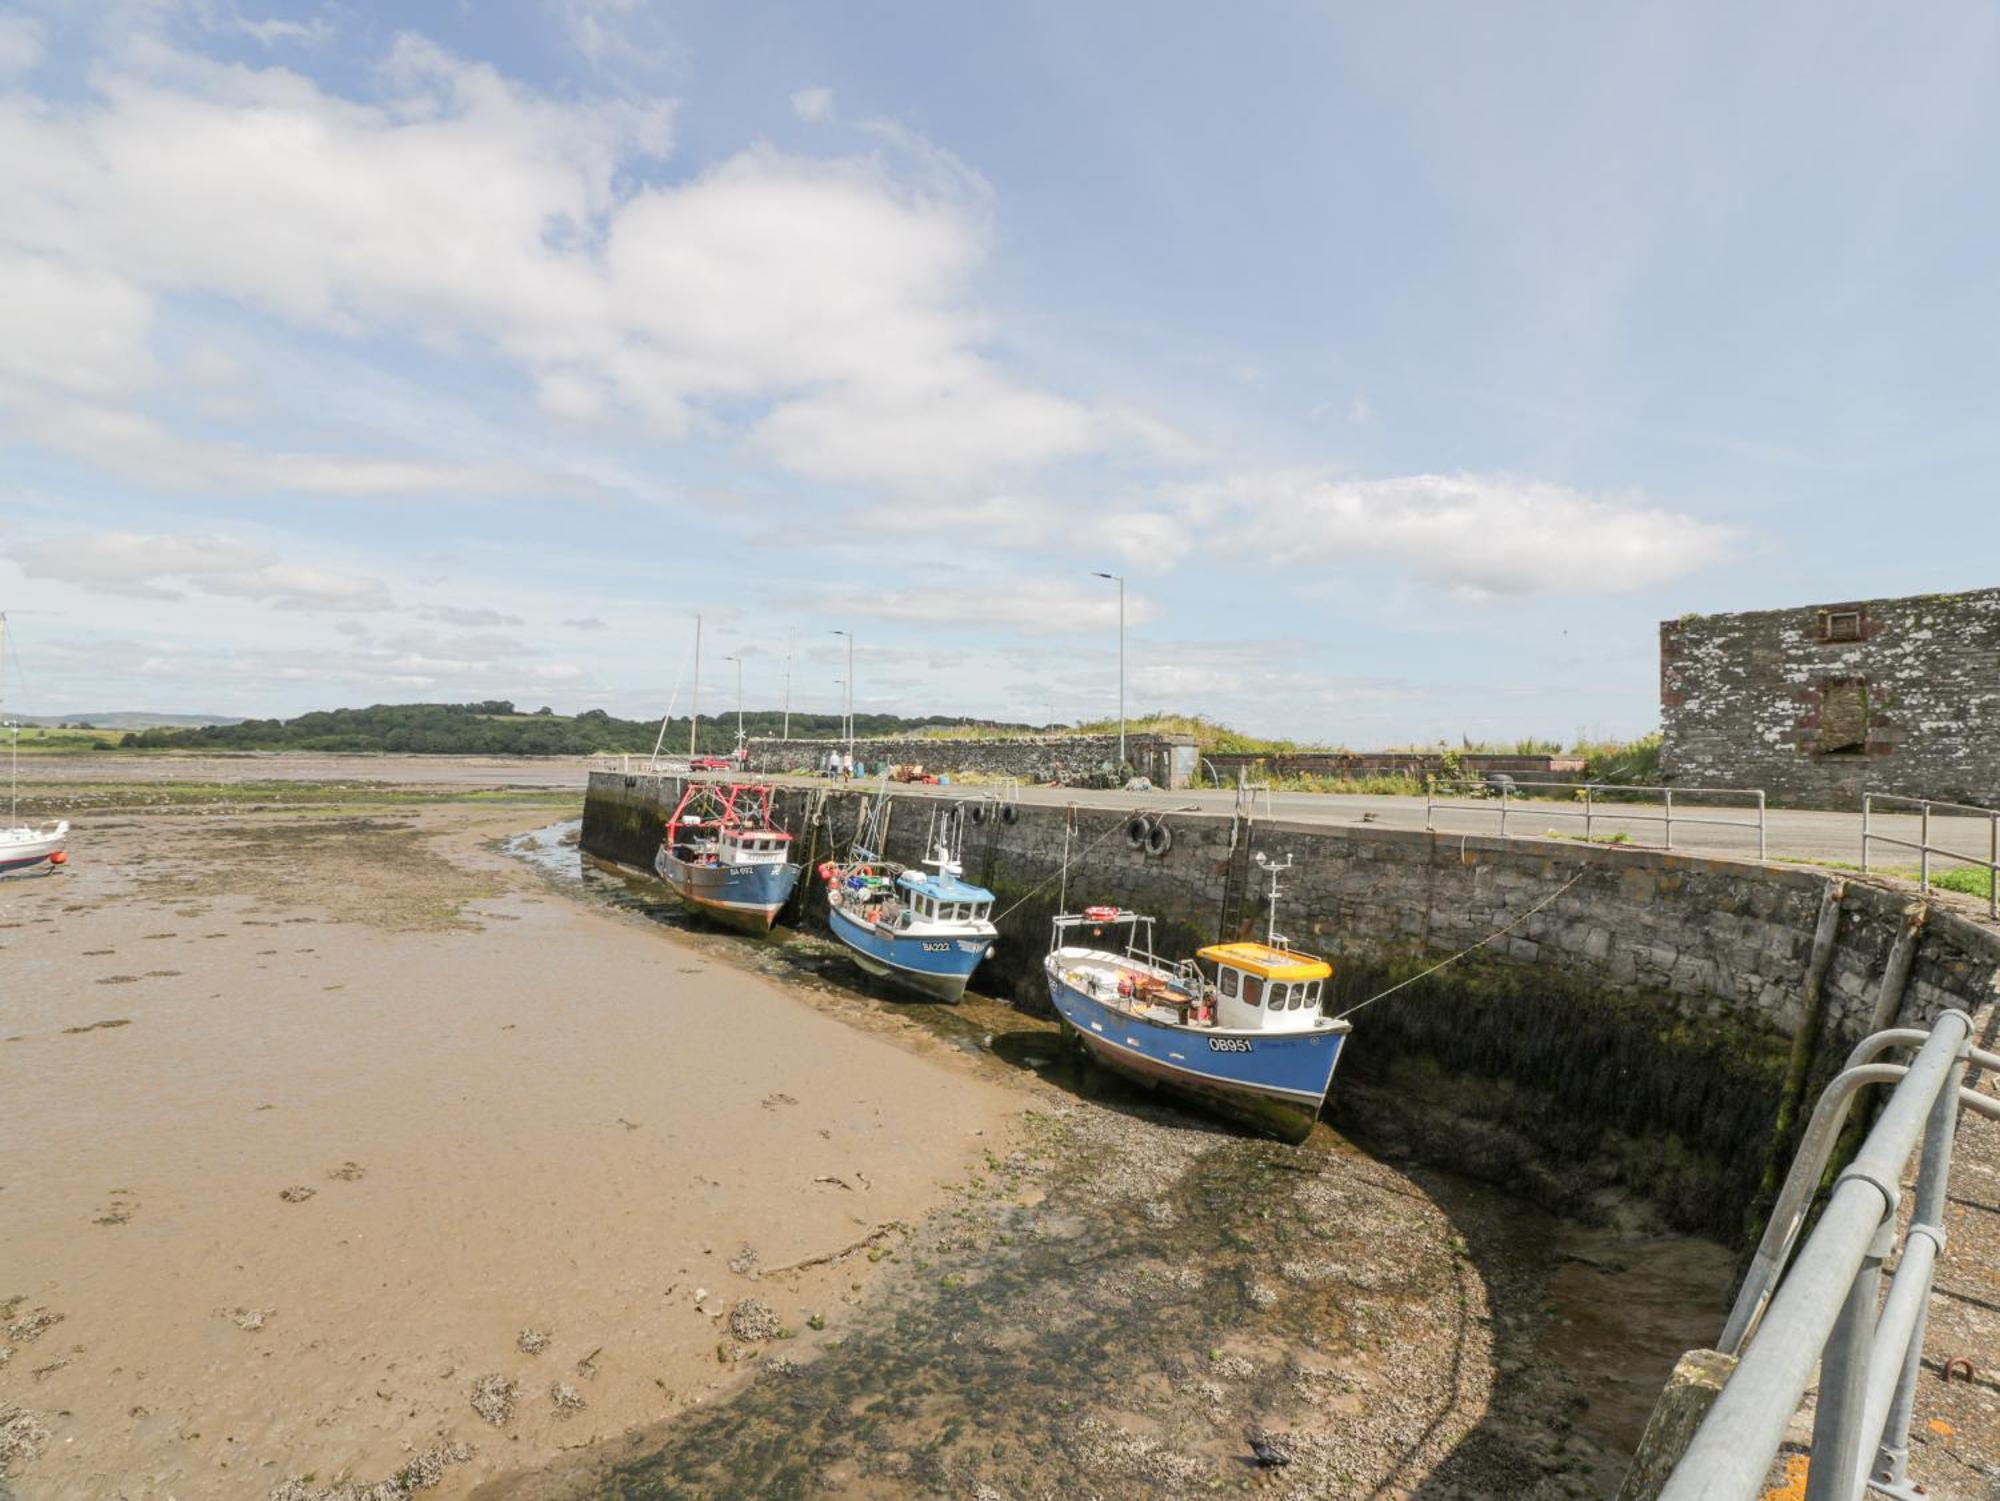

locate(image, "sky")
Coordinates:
3 1 1997 744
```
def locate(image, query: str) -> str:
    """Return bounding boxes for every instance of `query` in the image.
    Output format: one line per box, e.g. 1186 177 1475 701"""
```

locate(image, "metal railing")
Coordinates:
1424 781 1767 861
1661 1011 2000 1501
1861 793 1999 919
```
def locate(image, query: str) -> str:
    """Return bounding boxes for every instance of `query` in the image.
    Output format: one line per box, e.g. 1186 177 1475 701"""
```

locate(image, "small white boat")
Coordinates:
1 612 68 875
0 820 68 875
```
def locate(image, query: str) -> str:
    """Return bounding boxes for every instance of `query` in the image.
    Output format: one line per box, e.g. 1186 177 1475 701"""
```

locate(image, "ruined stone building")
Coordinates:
1660 587 2000 807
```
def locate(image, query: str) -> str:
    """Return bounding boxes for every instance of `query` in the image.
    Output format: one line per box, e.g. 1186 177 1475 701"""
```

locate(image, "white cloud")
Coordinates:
1179 471 1738 596
0 394 558 497
857 492 1195 569
422 605 526 628
791 86 834 122
181 345 244 387
0 34 1145 491
230 15 335 48
820 577 1160 636
9 531 394 612
0 14 42 75
0 251 156 395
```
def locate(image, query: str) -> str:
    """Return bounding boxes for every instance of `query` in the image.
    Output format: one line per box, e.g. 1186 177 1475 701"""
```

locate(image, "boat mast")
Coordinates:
688 612 702 759
2 612 13 826
782 626 794 740
1253 851 1294 947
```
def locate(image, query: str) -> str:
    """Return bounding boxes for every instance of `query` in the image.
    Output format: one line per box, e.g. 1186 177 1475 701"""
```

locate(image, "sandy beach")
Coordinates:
0 802 1019 1497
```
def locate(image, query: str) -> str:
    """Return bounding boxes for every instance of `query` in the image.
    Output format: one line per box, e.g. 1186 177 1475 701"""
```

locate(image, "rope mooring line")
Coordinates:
1334 866 1590 1022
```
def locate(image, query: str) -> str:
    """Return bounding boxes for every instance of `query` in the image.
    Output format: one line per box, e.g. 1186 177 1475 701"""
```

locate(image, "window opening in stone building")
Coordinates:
1821 609 1862 643
1817 679 1868 756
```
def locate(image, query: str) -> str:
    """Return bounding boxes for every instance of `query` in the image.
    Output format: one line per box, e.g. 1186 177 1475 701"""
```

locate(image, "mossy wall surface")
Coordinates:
582 775 2000 1239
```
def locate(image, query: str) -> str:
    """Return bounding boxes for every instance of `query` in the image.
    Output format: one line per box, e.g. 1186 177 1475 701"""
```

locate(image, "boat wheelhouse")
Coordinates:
653 781 802 933
1042 859 1349 1142
822 801 997 1003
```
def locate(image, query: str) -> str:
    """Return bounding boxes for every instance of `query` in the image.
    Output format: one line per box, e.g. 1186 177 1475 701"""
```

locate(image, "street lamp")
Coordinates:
723 654 744 756
830 629 854 757
1090 571 1126 772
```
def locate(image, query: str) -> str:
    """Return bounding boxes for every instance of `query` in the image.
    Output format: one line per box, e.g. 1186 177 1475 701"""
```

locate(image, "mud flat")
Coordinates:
5 783 1994 1498
0 803 1018 1498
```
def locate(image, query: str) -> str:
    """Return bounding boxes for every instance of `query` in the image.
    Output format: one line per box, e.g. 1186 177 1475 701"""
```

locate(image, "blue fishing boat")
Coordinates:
653 781 802 933
821 802 997 1002
1043 859 1349 1143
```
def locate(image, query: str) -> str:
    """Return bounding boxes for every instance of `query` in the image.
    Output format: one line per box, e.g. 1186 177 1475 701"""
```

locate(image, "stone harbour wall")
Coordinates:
583 771 2000 1239
1661 587 2000 807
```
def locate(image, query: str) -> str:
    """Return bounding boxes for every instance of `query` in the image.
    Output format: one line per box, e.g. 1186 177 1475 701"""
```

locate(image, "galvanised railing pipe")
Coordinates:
1718 1027 1935 1354
1717 1061 1908 1355
1658 1011 1975 1501
1864 1028 1971 1497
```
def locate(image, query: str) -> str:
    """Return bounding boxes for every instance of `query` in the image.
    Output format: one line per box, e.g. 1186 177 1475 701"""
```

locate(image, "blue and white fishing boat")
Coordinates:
1044 858 1349 1143
821 802 997 1002
653 781 802 933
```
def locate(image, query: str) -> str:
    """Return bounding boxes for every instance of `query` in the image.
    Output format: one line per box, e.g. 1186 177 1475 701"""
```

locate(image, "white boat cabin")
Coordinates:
718 828 793 866
1196 942 1333 1035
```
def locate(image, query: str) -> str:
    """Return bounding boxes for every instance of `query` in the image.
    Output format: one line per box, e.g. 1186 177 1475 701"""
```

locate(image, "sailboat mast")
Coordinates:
688 613 702 759
2 613 15 825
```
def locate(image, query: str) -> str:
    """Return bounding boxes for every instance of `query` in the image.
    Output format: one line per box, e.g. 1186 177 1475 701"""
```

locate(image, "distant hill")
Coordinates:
17 711 243 730
123 701 1038 756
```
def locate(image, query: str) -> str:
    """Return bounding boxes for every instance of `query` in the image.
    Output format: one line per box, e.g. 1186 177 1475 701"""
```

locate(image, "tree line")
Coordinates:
123 702 1035 756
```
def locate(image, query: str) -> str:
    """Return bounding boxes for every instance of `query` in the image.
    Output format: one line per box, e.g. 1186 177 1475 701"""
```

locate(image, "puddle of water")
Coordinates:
496 821 1736 1498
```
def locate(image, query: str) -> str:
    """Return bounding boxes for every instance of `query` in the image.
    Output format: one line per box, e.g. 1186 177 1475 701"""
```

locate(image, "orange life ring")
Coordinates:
1083 904 1119 922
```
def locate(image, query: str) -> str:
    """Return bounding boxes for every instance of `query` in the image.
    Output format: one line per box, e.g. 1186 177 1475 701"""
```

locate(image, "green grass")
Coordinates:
5 725 129 754
1929 865 1996 900
1775 854 1993 901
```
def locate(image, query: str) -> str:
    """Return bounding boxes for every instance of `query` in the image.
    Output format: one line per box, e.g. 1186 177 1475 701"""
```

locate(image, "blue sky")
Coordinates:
3 1 1996 743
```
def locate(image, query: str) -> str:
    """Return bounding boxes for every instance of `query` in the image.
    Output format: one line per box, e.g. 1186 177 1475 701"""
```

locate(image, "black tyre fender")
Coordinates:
969 803 986 825
1125 814 1153 848
999 803 1019 825
1145 821 1173 857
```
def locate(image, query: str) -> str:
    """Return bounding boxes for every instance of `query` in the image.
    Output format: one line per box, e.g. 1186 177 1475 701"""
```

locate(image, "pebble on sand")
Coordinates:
728 1298 781 1343
470 1373 518 1427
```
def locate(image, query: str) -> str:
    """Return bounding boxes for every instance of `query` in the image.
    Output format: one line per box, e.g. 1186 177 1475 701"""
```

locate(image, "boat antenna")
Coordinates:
688 612 702 760
1252 851 1294 948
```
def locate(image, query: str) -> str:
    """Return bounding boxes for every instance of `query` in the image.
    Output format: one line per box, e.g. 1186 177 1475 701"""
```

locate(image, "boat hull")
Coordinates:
1046 968 1344 1143
654 848 800 933
0 823 68 875
827 903 992 1002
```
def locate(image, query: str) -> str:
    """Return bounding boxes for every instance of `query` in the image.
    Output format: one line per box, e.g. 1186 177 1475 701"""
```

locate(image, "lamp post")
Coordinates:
723 654 744 757
830 629 854 757
1090 571 1125 772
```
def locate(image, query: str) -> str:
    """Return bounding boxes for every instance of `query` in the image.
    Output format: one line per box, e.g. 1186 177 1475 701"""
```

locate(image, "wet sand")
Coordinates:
0 806 1019 1497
